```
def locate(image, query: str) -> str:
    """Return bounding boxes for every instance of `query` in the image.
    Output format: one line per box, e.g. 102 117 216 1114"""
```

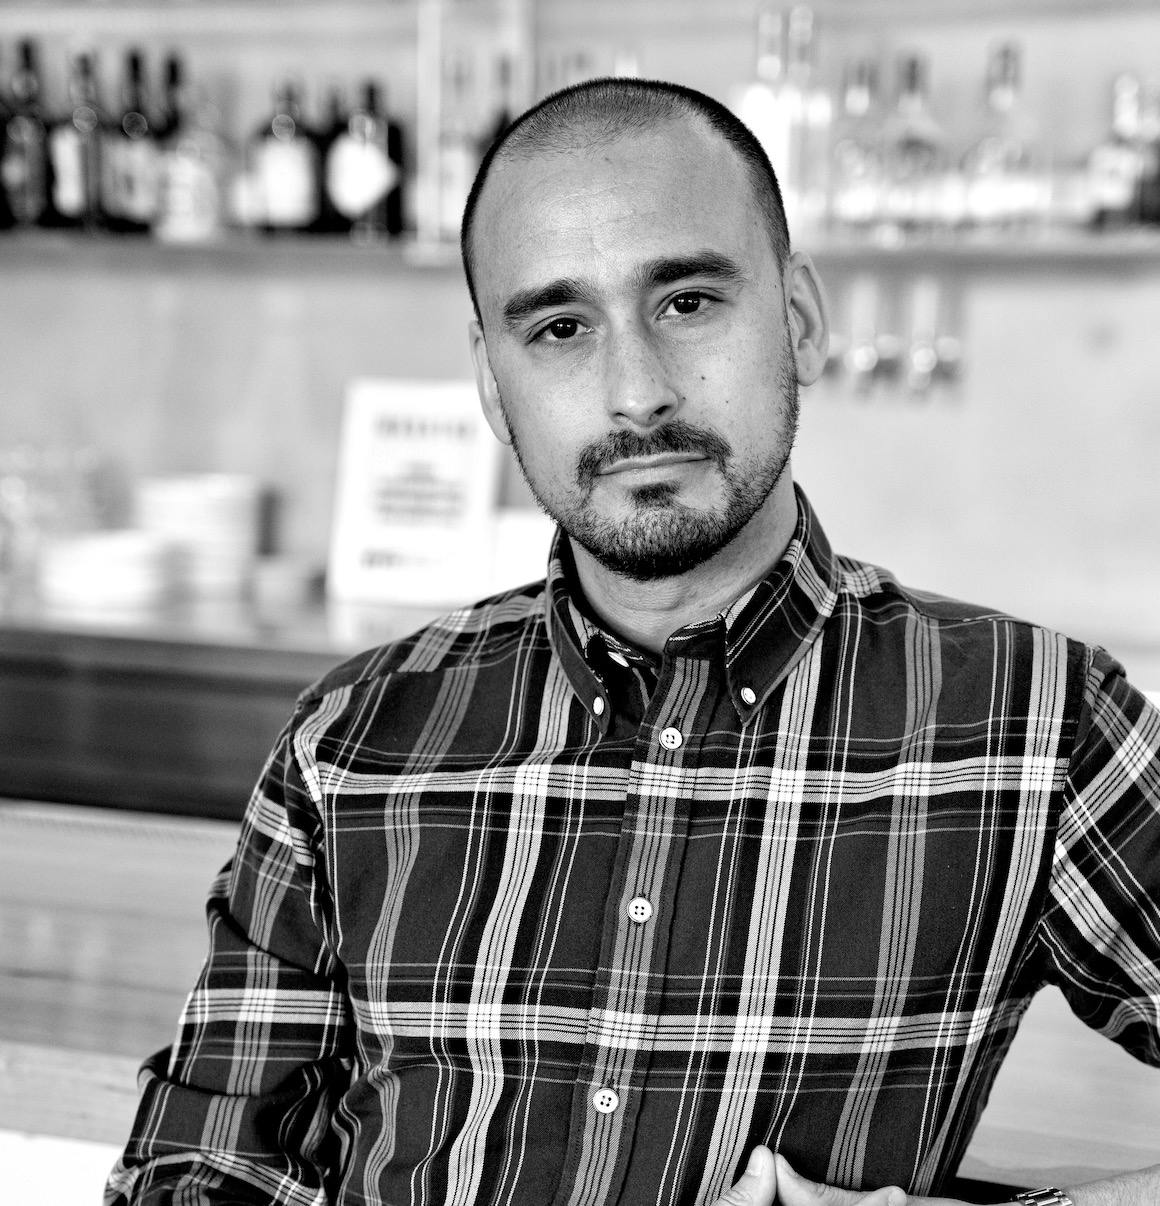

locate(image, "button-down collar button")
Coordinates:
592 1087 620 1114
627 896 653 924
608 650 630 667
593 697 606 717
659 726 683 750
740 686 757 706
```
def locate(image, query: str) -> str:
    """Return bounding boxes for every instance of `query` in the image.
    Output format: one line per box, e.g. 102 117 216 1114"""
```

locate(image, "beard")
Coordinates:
503 357 800 583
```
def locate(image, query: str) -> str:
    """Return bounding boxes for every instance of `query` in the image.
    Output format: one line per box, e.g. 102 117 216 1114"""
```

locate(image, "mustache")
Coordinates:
576 421 732 490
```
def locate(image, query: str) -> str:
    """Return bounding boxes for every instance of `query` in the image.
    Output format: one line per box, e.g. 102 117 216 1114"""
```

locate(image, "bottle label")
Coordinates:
49 125 86 216
104 136 160 222
326 135 397 219
156 147 221 242
254 138 318 226
1 116 48 222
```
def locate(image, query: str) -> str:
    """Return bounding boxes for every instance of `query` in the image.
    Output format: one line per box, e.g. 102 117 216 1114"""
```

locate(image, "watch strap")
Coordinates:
1013 1190 1074 1205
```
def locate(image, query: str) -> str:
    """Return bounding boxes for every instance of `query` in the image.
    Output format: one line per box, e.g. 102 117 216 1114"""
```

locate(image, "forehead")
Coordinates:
471 119 771 316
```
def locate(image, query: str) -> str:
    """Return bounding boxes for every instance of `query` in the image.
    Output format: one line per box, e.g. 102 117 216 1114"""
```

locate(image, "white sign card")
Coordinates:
327 378 503 605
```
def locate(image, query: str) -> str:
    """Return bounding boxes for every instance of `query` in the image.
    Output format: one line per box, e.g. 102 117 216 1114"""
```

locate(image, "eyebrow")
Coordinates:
501 278 597 330
633 251 749 292
499 250 749 332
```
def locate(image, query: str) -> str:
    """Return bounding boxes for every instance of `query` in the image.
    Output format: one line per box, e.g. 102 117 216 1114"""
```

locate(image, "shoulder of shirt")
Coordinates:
293 578 550 711
835 551 1097 643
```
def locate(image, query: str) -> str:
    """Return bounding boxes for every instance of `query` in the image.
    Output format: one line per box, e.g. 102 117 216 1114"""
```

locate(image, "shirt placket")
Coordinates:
557 630 721 1206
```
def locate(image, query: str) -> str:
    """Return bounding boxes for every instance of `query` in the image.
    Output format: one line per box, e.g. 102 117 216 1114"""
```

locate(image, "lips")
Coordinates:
599 452 708 476
575 421 733 491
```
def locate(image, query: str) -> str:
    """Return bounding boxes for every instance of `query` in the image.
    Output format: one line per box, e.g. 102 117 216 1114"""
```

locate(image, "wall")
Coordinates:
1 0 1158 680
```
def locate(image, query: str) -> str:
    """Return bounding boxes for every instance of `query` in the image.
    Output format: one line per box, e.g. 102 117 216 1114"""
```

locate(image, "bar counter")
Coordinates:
0 595 445 819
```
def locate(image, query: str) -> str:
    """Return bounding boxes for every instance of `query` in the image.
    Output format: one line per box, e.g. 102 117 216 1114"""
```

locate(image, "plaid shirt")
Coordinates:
107 489 1160 1206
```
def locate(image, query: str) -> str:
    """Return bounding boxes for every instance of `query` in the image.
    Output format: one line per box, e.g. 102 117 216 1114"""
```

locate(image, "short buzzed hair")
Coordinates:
460 76 792 320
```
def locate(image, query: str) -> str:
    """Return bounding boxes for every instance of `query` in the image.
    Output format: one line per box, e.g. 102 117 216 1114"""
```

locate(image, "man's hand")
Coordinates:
712 1145 778 1205
773 1156 909 1205
712 1149 916 1206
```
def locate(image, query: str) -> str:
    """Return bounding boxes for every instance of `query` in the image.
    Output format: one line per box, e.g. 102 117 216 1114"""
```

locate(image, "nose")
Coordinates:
603 322 681 429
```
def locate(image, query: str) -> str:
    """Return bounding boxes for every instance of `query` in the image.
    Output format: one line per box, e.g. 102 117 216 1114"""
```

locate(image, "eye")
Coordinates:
663 291 710 317
535 317 583 342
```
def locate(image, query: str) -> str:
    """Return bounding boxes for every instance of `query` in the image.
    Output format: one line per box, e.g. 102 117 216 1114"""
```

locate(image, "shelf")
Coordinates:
4 226 1160 276
0 229 464 275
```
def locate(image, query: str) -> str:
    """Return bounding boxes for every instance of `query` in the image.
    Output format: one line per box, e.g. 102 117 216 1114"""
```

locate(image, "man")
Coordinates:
107 78 1160 1206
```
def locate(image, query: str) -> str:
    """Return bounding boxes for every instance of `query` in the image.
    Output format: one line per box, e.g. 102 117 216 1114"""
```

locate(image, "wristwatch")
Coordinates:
1013 1190 1074 1205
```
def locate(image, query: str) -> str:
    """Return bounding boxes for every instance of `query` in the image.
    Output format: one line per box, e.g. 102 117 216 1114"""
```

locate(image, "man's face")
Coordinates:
469 118 805 581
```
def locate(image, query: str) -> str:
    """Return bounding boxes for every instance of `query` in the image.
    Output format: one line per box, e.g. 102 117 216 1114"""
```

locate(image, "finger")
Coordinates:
774 1154 907 1206
713 1144 778 1206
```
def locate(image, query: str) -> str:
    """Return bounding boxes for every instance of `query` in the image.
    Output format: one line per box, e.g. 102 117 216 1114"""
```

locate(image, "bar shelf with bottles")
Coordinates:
2 5 1159 273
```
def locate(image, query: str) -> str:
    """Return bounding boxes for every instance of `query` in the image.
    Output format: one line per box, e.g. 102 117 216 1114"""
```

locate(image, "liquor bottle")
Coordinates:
154 55 232 243
325 81 401 242
0 46 12 229
878 53 948 238
250 78 320 234
312 84 351 234
102 48 159 233
1087 74 1149 229
45 52 109 231
961 42 1044 230
477 54 515 161
785 5 831 234
829 58 881 234
154 53 185 144
384 85 406 238
1137 79 1160 225
1 39 49 227
437 55 476 241
733 7 796 220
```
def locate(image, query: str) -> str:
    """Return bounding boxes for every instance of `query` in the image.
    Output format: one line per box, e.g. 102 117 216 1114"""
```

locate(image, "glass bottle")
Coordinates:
437 55 476 241
312 83 351 235
325 81 400 243
102 48 159 234
0 45 13 230
47 51 110 231
733 6 798 225
477 53 515 162
1133 78 1160 226
154 53 185 144
1087 74 1148 229
829 58 881 235
878 53 947 239
250 78 320 235
785 5 831 234
961 42 1044 230
384 84 406 239
1 39 50 227
154 59 231 244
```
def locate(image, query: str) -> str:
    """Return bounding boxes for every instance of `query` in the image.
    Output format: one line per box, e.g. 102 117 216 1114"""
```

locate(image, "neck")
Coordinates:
569 475 798 654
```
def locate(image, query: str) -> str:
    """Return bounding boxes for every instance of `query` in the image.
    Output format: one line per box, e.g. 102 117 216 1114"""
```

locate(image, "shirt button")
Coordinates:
626 896 653 924
593 697 606 717
592 1087 620 1114
740 686 757 706
659 727 683 750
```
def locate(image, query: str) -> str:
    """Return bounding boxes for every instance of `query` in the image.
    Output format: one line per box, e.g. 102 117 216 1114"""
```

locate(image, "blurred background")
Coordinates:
1 0 1159 1200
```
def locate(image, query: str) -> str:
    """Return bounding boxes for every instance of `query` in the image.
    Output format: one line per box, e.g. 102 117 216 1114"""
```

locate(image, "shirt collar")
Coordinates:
544 485 841 729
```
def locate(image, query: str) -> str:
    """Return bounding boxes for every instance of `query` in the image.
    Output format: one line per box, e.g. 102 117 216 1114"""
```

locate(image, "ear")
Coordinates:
469 318 512 446
783 251 830 387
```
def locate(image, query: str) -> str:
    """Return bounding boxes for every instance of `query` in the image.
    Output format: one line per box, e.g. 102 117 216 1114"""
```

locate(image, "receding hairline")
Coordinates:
461 80 790 319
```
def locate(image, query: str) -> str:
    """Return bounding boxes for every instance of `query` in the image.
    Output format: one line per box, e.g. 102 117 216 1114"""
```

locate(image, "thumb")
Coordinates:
713 1144 777 1206
774 1155 907 1206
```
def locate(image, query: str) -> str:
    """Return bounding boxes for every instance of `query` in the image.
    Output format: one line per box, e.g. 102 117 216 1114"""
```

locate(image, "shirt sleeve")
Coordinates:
1038 646 1160 1065
104 709 353 1206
